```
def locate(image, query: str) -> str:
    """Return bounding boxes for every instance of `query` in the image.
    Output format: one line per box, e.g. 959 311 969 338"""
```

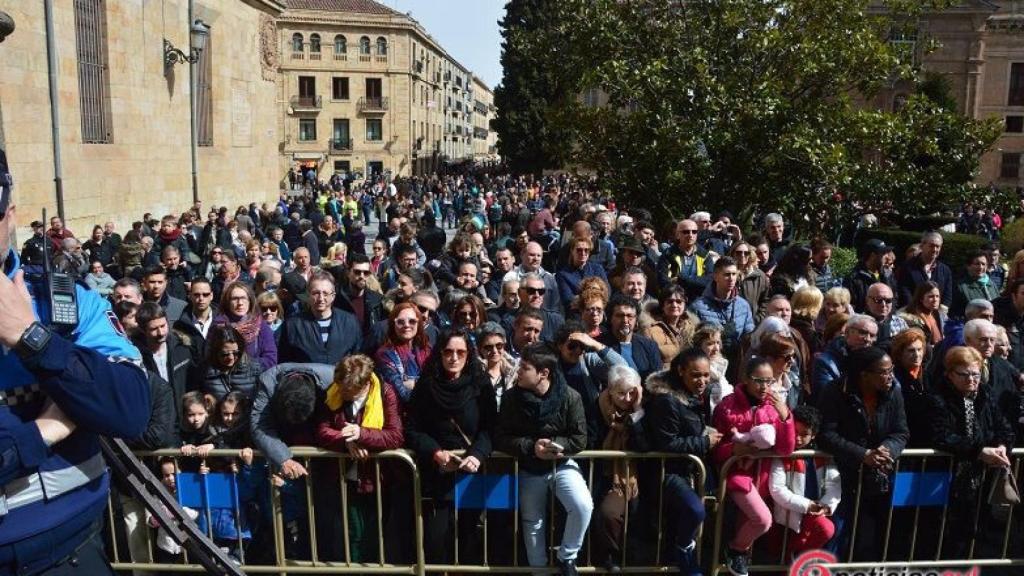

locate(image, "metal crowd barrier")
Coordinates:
426 450 708 574
108 447 423 575
105 448 706 575
709 448 1024 575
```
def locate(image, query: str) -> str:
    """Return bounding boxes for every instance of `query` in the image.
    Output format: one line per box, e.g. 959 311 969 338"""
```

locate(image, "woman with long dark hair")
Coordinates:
199 324 263 401
770 244 813 299
404 328 497 564
898 281 946 346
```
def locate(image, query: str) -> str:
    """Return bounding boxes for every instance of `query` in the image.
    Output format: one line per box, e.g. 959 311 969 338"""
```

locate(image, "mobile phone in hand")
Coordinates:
547 441 565 453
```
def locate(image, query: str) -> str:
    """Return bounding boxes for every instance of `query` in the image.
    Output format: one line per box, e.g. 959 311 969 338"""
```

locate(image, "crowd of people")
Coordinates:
28 172 1024 576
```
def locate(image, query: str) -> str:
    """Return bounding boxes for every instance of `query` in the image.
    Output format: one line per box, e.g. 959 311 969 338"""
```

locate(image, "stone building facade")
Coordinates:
471 74 497 162
868 1 1024 186
278 0 489 180
0 0 284 237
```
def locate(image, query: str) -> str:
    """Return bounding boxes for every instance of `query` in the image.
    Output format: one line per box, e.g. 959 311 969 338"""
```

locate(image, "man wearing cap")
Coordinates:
845 238 896 313
898 231 953 309
0 148 150 574
19 220 47 267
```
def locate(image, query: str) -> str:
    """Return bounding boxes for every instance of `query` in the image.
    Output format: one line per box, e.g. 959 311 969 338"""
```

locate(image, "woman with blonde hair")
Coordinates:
324 241 348 268
790 285 823 354
932 345 1014 559
815 286 853 336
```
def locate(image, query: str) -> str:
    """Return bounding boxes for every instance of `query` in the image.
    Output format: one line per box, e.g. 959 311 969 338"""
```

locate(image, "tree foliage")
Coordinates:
495 0 1001 234
492 0 582 175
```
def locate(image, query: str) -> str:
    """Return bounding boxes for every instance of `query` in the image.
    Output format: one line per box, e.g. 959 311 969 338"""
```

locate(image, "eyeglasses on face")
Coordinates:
395 318 417 327
442 348 468 359
351 269 371 276
679 229 698 235
750 377 775 385
870 297 894 305
954 370 982 381
522 287 546 296
482 342 505 353
310 291 335 299
416 304 435 315
260 307 279 314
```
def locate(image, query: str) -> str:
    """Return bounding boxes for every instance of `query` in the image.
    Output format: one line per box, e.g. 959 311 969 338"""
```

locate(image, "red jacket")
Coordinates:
315 382 404 493
712 390 795 496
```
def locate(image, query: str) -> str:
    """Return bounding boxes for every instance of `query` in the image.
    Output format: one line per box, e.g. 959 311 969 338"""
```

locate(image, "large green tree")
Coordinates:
492 0 582 175
498 0 1001 233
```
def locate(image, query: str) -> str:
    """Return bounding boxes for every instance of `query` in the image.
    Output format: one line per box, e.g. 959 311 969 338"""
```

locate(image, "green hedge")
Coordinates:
856 228 986 272
830 246 857 279
1001 218 1024 258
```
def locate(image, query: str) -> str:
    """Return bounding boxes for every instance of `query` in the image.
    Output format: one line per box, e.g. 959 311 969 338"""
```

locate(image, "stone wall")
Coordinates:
0 0 283 239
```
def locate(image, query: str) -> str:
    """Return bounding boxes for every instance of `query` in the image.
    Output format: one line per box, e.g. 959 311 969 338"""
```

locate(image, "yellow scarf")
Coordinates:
325 373 385 430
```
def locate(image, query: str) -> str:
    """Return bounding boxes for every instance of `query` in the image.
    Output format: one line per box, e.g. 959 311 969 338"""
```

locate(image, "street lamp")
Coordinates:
0 11 15 44
164 18 210 205
163 19 209 72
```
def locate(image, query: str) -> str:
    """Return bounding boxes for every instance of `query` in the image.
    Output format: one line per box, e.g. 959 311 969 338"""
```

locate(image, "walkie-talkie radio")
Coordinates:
40 208 79 334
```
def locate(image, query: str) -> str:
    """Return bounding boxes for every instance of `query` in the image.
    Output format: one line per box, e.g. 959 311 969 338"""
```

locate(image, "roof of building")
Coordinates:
285 0 400 15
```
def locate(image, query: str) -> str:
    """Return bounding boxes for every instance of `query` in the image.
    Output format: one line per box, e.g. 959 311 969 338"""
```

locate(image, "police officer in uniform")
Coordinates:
0 148 151 575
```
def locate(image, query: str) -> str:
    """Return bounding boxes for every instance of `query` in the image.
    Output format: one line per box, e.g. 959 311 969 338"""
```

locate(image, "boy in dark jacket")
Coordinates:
496 344 592 576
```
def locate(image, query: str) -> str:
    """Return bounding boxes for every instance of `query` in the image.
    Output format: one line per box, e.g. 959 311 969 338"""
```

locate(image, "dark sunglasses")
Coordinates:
870 297 894 305
523 287 546 296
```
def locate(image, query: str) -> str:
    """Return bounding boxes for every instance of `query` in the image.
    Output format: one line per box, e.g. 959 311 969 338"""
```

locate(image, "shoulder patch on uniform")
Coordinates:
106 310 127 338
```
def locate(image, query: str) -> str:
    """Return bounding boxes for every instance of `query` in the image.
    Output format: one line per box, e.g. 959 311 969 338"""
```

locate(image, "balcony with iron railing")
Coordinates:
290 95 322 112
358 97 389 113
329 137 353 154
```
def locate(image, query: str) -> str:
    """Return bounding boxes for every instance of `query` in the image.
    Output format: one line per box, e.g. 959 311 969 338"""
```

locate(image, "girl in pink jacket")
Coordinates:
712 356 796 576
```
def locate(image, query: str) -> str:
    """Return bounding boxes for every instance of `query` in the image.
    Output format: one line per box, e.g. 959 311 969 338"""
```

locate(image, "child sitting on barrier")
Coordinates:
766 405 840 561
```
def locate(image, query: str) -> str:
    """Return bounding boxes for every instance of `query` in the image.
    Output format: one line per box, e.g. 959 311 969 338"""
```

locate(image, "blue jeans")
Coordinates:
518 460 594 567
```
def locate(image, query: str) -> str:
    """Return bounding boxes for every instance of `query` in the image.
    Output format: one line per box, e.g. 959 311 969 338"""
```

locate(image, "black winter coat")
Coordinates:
496 374 587 475
127 371 179 450
928 381 1015 501
643 379 712 478
136 332 196 419
818 381 909 496
404 368 497 497
199 359 263 401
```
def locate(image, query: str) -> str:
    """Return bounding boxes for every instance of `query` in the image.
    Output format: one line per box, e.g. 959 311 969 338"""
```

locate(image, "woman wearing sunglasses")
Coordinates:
405 327 497 565
198 324 262 401
374 302 432 405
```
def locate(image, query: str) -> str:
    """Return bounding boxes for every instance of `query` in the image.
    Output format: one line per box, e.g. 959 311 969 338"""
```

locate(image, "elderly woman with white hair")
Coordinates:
592 364 648 573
